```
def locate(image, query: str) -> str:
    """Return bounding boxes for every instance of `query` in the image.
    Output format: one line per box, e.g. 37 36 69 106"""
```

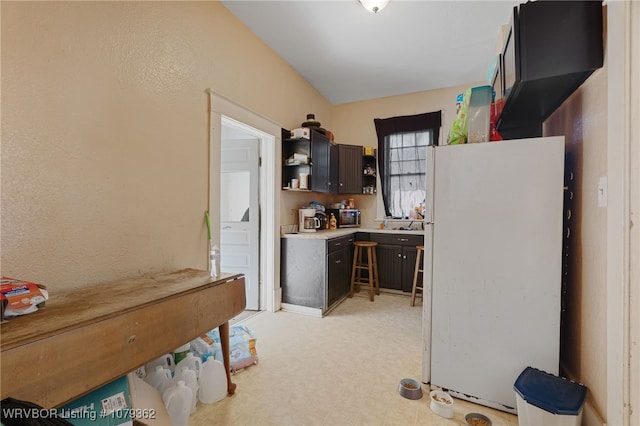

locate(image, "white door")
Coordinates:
220 138 260 310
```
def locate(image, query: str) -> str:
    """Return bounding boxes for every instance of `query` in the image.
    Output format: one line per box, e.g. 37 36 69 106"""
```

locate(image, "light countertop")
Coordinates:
281 227 426 240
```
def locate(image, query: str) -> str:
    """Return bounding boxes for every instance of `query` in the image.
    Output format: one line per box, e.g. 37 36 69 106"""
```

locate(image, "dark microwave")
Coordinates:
326 209 361 228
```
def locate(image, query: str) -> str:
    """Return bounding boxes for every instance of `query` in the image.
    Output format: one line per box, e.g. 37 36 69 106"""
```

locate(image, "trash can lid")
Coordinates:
513 367 587 416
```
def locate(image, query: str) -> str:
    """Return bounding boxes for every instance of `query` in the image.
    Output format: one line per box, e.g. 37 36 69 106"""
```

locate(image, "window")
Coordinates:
386 131 432 218
374 111 441 218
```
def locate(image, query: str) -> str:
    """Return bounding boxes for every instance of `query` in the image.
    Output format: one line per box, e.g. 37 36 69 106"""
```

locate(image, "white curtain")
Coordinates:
385 130 431 218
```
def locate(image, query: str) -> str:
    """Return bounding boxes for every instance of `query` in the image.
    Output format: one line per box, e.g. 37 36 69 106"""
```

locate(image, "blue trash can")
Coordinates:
513 367 587 426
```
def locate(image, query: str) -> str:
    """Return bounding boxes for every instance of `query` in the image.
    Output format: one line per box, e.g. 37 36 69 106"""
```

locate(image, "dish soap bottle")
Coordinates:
329 213 337 230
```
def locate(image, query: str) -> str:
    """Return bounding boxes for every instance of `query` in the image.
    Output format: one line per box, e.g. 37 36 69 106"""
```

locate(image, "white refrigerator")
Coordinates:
421 136 565 413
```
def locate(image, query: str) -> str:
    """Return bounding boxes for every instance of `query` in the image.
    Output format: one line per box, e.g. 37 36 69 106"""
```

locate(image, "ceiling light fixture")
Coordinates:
359 0 389 14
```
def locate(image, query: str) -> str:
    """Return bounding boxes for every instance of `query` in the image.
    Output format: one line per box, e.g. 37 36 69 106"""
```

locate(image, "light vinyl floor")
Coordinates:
188 292 518 426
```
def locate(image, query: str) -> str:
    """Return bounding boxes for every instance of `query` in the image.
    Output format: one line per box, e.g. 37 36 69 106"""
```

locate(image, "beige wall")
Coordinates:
1 1 330 289
545 69 608 420
2 1 620 422
544 44 608 424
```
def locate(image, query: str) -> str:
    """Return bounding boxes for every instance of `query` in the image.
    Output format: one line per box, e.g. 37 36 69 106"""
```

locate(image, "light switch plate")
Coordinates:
598 176 608 207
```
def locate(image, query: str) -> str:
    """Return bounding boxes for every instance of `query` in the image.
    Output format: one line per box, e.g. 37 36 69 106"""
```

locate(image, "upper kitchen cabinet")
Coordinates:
282 128 336 193
495 0 603 140
282 128 371 195
337 144 362 194
362 150 377 195
311 131 338 193
282 128 312 191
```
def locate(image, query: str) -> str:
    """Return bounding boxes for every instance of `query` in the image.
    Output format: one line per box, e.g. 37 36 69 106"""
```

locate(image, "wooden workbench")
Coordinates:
0 269 246 408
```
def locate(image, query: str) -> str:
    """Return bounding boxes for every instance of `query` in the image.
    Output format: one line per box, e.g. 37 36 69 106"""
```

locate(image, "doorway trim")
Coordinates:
208 90 282 312
606 2 637 425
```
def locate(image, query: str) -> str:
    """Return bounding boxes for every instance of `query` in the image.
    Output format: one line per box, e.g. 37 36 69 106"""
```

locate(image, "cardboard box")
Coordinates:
58 376 132 426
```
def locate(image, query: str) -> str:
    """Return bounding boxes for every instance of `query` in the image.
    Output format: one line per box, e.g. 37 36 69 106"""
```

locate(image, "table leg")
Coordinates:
219 321 237 395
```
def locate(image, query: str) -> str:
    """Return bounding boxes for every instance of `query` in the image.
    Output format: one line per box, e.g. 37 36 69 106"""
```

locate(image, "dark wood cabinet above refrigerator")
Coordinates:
495 0 603 140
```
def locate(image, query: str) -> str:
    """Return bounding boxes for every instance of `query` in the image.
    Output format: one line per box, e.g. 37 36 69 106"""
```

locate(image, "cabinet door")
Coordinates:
338 144 363 194
328 248 351 307
311 131 337 193
330 143 339 193
281 238 326 308
401 246 420 293
375 244 403 290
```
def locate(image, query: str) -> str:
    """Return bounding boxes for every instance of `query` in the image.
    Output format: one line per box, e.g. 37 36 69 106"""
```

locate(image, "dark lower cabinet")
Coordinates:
374 244 403 290
328 248 351 307
327 234 353 307
281 234 353 314
401 246 419 293
370 233 424 293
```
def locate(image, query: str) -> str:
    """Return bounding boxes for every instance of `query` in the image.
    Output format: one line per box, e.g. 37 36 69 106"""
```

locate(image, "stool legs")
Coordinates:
349 243 379 302
371 247 380 296
366 247 374 301
349 245 360 298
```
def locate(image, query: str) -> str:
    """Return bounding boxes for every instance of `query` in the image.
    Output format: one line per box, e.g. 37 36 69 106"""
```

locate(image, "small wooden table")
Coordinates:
0 269 246 408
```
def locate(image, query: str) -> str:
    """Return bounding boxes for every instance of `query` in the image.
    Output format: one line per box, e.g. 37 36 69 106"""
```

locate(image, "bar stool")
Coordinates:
411 245 424 306
349 241 380 302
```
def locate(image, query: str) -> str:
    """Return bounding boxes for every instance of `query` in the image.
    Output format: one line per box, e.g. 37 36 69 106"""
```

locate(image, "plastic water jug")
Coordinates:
163 380 193 426
146 353 176 373
144 365 172 394
172 366 199 414
198 358 227 404
175 352 203 380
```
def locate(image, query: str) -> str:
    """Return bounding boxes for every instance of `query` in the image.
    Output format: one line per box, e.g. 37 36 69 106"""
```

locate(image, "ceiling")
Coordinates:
221 0 521 105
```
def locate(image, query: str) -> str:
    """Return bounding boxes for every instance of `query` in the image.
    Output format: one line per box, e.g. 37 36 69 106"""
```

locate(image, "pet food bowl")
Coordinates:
398 378 423 400
429 389 454 418
465 412 492 426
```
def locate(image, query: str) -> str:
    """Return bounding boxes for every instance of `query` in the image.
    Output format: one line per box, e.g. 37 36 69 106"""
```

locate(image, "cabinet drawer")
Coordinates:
327 234 354 253
370 233 423 247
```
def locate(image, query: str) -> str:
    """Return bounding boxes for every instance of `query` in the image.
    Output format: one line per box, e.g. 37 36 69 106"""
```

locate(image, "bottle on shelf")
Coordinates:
301 113 321 128
210 245 220 278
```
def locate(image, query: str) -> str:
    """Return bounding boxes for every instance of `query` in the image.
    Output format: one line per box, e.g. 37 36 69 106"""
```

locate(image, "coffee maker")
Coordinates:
298 208 318 233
